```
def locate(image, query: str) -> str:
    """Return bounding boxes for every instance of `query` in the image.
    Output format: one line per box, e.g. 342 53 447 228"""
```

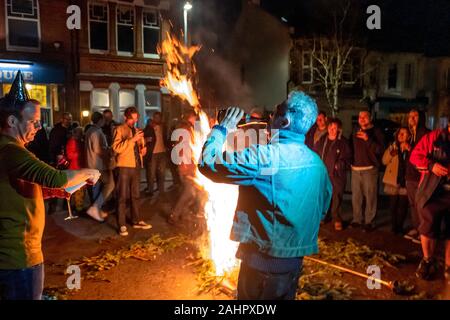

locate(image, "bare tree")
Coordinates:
310 0 365 117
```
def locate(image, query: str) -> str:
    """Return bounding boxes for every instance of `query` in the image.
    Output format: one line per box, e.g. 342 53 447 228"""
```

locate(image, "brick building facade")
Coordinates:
0 0 182 129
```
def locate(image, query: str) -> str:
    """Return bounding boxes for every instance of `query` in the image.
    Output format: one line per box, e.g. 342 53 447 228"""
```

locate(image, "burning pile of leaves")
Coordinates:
186 253 239 298
190 237 408 300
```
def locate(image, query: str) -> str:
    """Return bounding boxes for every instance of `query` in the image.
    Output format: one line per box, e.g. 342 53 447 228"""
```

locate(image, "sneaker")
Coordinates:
416 258 438 280
132 221 152 230
119 226 128 236
349 222 362 229
404 229 418 240
86 206 104 222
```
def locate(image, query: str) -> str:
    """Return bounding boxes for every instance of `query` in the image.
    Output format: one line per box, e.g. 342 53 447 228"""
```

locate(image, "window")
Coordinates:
5 0 41 51
92 89 110 109
388 64 398 89
145 90 161 108
143 9 160 56
89 2 108 52
302 51 313 84
404 63 414 89
343 63 354 84
144 90 161 125
117 6 134 54
119 89 135 108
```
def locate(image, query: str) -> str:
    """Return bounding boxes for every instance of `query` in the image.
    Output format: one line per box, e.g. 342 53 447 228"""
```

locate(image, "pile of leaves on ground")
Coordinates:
190 237 411 300
42 286 74 300
316 237 406 271
67 234 188 282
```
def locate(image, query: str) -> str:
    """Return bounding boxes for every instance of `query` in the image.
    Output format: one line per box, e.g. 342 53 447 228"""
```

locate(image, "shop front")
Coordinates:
0 60 65 128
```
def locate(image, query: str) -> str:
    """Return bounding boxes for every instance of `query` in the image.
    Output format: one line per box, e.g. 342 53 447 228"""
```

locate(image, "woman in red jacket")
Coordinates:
66 127 86 213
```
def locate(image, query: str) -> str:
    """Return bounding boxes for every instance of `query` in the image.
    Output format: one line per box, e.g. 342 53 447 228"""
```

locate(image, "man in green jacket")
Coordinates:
0 71 100 300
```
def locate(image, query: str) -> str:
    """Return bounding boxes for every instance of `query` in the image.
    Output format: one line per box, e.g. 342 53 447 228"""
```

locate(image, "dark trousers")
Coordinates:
328 185 344 222
146 152 167 193
117 167 141 227
172 175 198 220
237 262 302 300
406 180 420 229
418 189 450 239
389 194 409 234
0 264 44 300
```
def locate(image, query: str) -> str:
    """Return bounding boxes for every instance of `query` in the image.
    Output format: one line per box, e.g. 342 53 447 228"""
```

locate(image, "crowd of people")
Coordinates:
305 108 449 281
0 71 448 300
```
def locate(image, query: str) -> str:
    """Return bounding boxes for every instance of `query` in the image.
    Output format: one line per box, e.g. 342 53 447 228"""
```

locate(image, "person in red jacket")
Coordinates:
410 122 450 280
66 127 86 213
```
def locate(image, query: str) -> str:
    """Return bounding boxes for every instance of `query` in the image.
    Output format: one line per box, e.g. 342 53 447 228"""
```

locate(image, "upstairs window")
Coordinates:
6 0 41 51
404 63 414 89
302 51 313 84
143 9 160 56
388 64 398 89
89 2 109 52
117 6 135 54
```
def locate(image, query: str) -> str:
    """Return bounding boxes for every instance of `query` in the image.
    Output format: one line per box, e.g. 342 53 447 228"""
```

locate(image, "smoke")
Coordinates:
191 0 255 111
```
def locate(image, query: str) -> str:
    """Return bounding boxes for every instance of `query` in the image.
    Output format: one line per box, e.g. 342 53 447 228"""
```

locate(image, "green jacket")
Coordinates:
0 134 67 269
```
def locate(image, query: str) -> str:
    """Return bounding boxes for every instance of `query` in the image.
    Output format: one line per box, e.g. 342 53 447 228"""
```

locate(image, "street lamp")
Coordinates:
183 1 192 45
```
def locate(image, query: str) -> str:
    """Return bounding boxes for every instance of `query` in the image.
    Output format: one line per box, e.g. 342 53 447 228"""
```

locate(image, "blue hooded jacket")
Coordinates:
199 126 332 258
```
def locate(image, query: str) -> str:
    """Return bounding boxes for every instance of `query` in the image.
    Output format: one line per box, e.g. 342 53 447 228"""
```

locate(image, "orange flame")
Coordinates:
159 33 240 277
158 32 201 110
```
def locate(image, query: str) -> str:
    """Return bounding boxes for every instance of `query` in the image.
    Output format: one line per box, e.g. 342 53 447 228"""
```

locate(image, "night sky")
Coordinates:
187 0 450 56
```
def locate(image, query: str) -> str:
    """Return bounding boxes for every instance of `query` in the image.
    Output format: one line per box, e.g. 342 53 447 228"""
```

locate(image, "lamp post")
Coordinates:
183 1 192 46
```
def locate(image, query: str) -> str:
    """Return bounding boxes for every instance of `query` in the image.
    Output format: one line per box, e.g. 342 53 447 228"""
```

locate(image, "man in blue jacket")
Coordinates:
199 91 332 300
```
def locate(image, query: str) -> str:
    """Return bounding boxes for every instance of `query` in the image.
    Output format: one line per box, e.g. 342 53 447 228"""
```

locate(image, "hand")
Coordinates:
401 143 411 152
219 107 245 132
140 146 147 157
431 163 448 177
390 148 398 156
356 131 368 141
132 130 144 142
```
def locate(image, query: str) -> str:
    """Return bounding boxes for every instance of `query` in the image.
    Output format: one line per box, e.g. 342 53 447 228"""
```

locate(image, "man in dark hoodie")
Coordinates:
350 110 384 232
404 109 430 243
49 112 72 167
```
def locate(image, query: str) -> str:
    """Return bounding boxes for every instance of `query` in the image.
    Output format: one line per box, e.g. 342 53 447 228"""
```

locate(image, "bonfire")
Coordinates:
158 32 240 280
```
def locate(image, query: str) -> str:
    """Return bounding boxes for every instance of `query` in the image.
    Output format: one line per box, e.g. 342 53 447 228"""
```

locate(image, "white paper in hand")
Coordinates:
64 181 87 195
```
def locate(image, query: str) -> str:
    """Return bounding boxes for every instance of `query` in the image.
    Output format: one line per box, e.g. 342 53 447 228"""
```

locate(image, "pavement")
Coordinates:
41 173 450 300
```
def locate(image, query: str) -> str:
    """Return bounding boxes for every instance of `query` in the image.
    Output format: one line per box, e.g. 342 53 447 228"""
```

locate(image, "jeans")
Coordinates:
91 170 115 210
351 168 379 225
146 152 167 194
237 261 302 300
117 167 141 227
0 264 44 300
406 180 420 229
172 175 198 220
389 194 409 233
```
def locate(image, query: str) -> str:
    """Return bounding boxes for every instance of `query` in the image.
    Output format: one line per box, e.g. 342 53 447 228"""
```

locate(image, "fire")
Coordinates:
159 33 240 276
158 32 201 110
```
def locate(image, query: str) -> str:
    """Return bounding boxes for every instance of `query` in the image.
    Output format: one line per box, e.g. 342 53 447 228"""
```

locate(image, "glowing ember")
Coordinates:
159 33 239 276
